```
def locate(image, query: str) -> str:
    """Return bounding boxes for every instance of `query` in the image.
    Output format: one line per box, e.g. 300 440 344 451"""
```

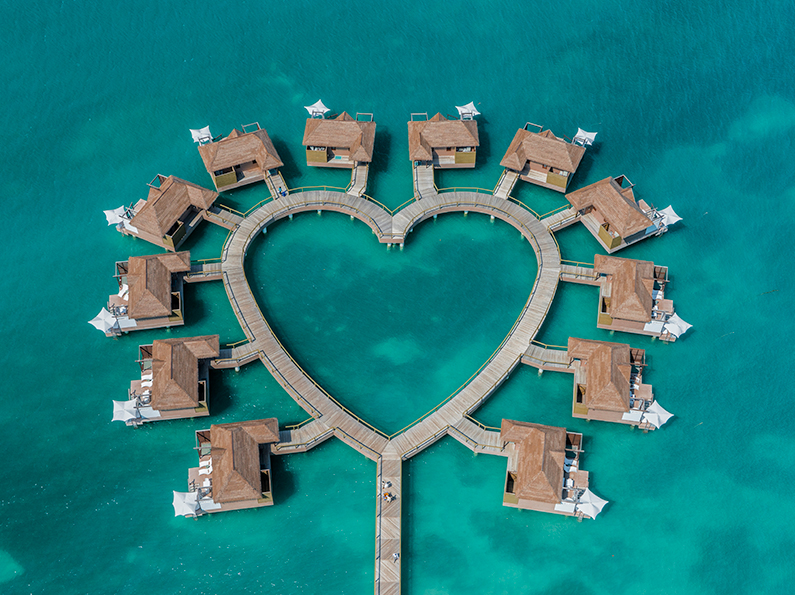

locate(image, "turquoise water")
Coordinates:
2 1 794 593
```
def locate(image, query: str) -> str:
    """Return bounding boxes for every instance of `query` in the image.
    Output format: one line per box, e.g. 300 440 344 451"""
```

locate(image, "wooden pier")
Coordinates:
184 260 223 283
215 185 562 594
493 169 519 199
375 453 402 595
204 206 244 229
412 162 436 198
348 163 370 197
542 207 579 231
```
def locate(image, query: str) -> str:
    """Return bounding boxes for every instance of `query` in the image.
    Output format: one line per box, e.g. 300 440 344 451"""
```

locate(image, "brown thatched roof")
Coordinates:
407 113 479 161
149 335 220 411
198 128 283 173
500 420 566 504
302 112 376 162
594 255 655 323
567 338 632 413
126 252 191 319
130 176 218 238
210 418 280 503
500 128 585 172
566 177 653 238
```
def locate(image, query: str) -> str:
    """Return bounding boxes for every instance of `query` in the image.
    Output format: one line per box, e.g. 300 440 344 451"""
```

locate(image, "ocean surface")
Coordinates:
2 1 794 593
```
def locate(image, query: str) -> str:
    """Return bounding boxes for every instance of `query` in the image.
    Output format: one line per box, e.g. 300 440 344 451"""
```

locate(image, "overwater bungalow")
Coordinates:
500 420 606 519
566 176 667 252
592 255 681 340
408 113 479 168
101 252 191 336
197 123 283 191
500 123 586 192
117 175 219 251
173 418 280 517
302 112 376 169
567 337 668 429
112 335 220 426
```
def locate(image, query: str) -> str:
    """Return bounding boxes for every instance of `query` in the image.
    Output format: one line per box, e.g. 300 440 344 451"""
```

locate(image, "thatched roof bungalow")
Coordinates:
198 124 283 191
124 175 218 251
593 255 673 338
187 418 281 514
566 176 663 252
500 420 588 516
302 112 376 168
119 335 220 426
567 337 652 427
500 124 585 192
105 252 191 336
408 113 479 168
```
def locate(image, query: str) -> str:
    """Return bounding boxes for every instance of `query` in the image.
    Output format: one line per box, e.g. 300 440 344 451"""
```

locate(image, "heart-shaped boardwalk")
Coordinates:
218 188 562 594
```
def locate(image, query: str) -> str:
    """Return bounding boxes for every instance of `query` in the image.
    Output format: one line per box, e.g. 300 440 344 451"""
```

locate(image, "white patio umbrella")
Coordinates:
455 101 480 119
189 126 212 144
576 488 608 519
88 308 117 333
103 206 126 226
573 128 598 146
111 400 139 422
663 312 692 338
659 205 682 226
304 99 330 118
172 491 200 517
642 400 674 429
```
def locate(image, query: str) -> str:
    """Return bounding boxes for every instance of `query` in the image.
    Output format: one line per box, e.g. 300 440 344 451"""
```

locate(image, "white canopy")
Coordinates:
576 488 609 519
643 320 665 334
573 128 598 146
659 205 682 226
88 308 117 334
304 99 330 118
622 410 644 422
172 491 200 517
642 400 674 429
111 399 139 423
190 126 212 144
198 496 222 512
115 316 138 330
120 218 138 234
103 206 126 226
663 312 692 338
455 101 480 119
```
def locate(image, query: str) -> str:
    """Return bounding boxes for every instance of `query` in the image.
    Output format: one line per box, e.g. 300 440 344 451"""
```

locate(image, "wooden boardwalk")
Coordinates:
184 261 223 283
348 163 369 197
374 454 401 595
205 206 244 229
211 343 261 369
559 262 599 284
521 343 574 372
219 188 563 594
272 418 334 454
542 207 579 231
412 162 436 198
265 171 289 199
493 168 519 199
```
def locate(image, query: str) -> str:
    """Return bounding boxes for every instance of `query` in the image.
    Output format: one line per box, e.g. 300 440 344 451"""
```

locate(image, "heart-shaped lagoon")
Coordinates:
245 210 539 434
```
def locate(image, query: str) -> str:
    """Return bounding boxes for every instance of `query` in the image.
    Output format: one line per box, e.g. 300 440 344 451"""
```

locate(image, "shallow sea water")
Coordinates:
1 1 794 593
